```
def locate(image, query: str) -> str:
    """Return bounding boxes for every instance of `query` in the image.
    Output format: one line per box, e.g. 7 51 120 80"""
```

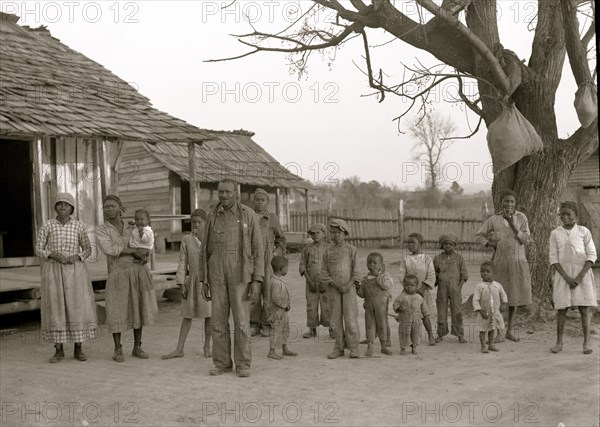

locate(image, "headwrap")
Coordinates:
308 223 327 234
253 188 270 200
103 194 125 213
329 218 350 236
54 192 75 210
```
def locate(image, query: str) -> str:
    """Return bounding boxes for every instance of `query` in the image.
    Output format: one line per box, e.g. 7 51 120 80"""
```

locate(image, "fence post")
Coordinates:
398 199 405 248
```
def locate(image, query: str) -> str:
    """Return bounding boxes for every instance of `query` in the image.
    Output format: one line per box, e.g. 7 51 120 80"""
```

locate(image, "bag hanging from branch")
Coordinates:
574 82 598 129
486 104 543 174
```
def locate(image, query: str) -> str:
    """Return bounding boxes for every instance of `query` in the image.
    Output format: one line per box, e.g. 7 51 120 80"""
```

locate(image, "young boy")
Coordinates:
433 233 468 343
267 256 297 360
299 223 332 339
129 209 154 252
393 274 430 355
321 219 361 359
357 252 394 356
472 261 508 353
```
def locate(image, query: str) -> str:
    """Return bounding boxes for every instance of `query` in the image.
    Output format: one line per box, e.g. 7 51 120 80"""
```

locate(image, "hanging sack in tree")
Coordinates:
486 104 543 174
574 82 598 129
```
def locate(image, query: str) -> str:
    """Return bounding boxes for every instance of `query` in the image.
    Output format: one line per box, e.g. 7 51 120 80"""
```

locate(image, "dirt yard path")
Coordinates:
1 248 598 426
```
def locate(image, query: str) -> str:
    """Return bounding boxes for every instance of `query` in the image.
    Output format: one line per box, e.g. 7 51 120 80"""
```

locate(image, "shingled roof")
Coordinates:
143 130 309 189
0 12 211 143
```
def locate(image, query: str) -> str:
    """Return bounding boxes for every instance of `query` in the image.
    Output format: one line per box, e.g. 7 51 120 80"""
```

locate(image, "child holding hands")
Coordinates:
549 202 597 355
398 233 436 346
267 256 297 360
357 252 394 356
393 275 430 355
472 261 508 353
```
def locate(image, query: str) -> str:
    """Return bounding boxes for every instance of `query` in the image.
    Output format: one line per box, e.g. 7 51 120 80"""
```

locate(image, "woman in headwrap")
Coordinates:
96 195 158 362
476 189 533 342
35 192 97 362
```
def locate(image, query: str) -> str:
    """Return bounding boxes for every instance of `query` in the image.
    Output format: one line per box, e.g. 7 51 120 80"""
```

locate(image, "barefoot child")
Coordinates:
129 209 154 253
357 252 394 356
549 202 597 355
321 219 361 359
473 261 508 353
162 209 212 360
267 256 297 359
299 223 332 339
433 233 468 343
393 275 429 355
398 233 437 346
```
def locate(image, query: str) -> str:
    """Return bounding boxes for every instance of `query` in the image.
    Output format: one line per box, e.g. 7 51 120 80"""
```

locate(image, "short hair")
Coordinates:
560 201 578 216
219 178 238 189
134 209 151 223
403 274 419 285
367 252 383 263
498 189 517 202
271 255 289 272
190 208 207 221
407 233 424 244
480 261 494 271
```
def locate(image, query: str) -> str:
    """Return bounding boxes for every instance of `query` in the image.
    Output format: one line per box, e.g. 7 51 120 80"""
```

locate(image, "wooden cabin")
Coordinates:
560 149 600 250
0 12 213 309
116 130 308 251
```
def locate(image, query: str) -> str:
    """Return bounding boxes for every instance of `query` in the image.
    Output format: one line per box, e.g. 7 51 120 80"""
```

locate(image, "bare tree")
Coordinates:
210 0 598 307
409 113 456 192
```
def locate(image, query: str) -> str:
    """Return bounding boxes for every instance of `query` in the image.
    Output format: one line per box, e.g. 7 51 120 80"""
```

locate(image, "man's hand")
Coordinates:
66 255 80 264
479 309 489 320
202 283 211 301
49 252 68 263
247 281 261 302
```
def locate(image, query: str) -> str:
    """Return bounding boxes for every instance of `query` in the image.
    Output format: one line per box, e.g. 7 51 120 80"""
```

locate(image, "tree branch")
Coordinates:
561 0 593 85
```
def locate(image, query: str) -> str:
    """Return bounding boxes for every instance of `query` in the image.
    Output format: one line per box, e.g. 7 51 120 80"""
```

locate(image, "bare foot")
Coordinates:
428 336 436 346
400 348 406 355
458 336 468 344
365 344 373 357
550 344 563 353
282 346 297 356
583 344 593 355
411 346 418 355
161 350 184 360
505 331 520 342
203 345 212 358
488 344 500 352
435 336 443 343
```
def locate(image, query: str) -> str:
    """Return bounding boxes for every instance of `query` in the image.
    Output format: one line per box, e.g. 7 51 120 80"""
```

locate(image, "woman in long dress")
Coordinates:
95 195 158 362
35 192 97 362
476 189 532 342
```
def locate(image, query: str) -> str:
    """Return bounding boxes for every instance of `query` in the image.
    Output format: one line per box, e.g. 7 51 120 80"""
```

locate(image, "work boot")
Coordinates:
302 328 316 338
282 345 297 356
132 343 149 359
50 344 64 363
268 349 282 360
349 349 359 359
74 343 87 361
209 367 233 376
327 350 344 359
237 368 251 378
112 346 124 362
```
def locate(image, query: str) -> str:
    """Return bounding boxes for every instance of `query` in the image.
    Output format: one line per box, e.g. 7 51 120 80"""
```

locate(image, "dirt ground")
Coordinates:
1 247 599 427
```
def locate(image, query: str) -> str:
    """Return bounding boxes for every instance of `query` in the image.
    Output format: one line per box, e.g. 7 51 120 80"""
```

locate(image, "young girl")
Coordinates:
129 209 154 253
393 275 429 355
162 209 212 359
472 262 508 353
35 193 97 362
433 233 468 343
398 233 436 346
549 202 597 355
357 252 394 356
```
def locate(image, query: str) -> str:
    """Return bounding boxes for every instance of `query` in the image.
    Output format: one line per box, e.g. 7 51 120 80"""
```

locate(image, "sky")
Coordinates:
2 1 592 192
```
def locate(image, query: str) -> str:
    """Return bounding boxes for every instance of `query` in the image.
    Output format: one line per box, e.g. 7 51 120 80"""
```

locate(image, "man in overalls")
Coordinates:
203 179 264 378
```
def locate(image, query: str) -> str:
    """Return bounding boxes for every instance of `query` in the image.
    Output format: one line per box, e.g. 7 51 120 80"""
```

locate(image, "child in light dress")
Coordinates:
549 201 597 355
472 261 508 353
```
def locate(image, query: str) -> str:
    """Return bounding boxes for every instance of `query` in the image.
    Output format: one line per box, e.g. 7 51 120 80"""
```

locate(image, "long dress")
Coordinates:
176 234 211 319
96 221 158 333
35 218 97 343
476 212 533 306
472 281 508 332
549 224 598 309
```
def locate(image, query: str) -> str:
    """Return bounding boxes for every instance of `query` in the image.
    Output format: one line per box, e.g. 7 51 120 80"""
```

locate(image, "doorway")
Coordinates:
0 139 34 257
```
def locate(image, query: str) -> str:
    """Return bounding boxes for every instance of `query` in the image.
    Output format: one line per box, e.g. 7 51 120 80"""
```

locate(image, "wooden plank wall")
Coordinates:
290 207 485 249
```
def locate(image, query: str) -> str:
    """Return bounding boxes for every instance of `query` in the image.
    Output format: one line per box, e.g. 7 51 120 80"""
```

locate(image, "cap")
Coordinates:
329 218 350 235
253 188 269 200
55 192 75 210
308 223 327 234
439 233 458 245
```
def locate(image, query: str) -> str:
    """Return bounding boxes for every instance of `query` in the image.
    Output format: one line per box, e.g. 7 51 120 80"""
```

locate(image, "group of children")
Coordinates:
162 201 596 360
